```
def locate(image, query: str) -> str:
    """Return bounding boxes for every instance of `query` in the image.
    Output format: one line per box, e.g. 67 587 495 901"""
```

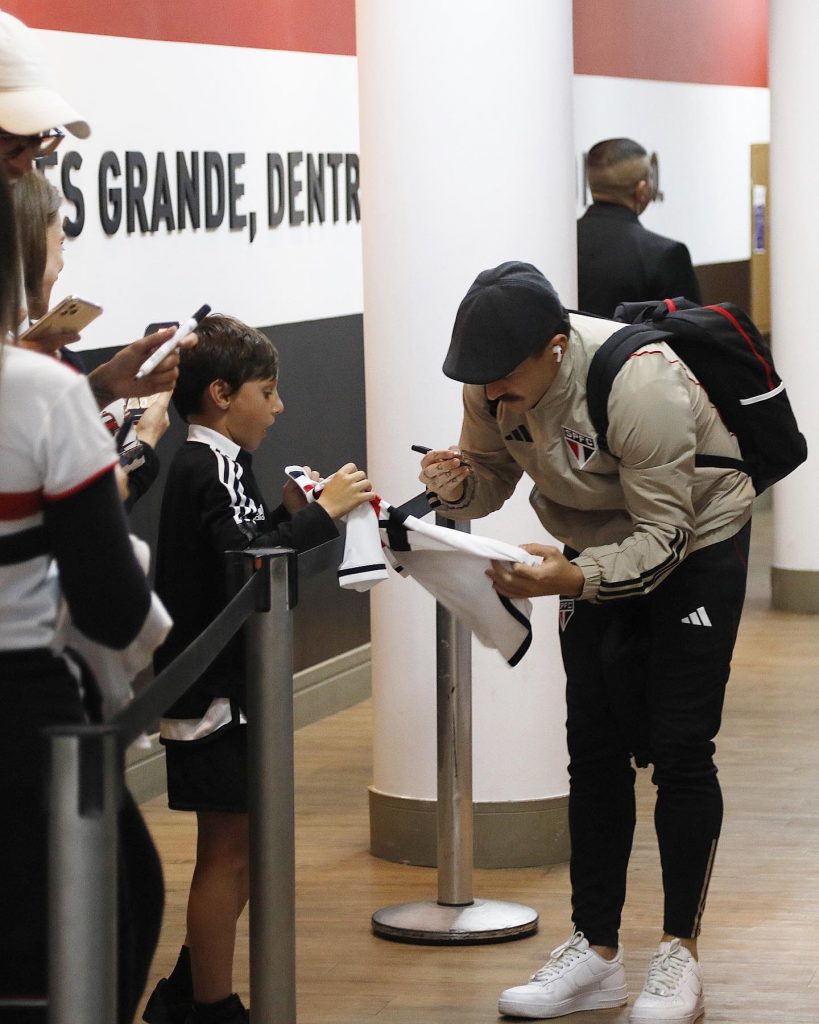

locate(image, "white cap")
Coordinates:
0 11 89 139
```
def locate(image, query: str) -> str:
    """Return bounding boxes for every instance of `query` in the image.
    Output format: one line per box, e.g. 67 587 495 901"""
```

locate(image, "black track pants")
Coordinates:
561 522 750 947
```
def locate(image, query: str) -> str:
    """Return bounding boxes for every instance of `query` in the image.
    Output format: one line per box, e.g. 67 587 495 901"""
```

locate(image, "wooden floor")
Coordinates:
139 508 819 1023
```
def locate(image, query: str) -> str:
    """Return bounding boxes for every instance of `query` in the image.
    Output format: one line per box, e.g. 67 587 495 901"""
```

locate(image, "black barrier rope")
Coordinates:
112 572 262 746
40 489 437 1021
112 490 432 746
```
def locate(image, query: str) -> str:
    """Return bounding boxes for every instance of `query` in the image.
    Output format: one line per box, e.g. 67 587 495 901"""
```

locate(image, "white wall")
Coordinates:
574 75 770 265
35 30 362 349
35 23 771 361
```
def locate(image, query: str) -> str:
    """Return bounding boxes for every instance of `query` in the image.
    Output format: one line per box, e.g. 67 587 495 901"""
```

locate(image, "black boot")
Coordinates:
143 947 193 1024
184 993 249 1023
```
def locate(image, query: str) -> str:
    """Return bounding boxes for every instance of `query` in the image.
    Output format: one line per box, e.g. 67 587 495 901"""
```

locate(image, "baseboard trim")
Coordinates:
771 567 819 613
368 788 570 868
292 643 371 730
127 644 372 804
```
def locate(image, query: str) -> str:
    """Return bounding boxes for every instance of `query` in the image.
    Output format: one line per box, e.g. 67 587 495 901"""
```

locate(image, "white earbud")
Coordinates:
554 348 563 364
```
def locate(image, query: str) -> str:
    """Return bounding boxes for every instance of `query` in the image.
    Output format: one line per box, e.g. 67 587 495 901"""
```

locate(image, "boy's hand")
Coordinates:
134 391 172 450
317 463 373 519
419 446 471 502
282 467 320 515
486 544 584 599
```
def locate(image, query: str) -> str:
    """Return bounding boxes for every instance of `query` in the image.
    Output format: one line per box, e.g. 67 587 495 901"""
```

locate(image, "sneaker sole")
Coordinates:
499 984 628 1019
629 1001 704 1024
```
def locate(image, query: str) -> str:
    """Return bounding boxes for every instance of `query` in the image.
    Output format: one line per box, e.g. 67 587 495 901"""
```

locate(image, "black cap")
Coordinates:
443 262 566 384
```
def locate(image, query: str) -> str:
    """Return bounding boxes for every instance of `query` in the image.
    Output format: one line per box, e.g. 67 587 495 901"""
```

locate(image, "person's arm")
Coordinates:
32 361 156 646
133 390 172 449
44 469 153 648
571 349 697 601
201 455 376 558
257 501 339 552
653 241 702 305
197 454 338 559
123 442 160 512
422 384 524 517
88 327 196 409
487 352 697 604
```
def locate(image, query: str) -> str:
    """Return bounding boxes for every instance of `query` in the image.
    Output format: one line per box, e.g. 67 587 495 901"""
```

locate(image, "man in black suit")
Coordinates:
577 138 701 317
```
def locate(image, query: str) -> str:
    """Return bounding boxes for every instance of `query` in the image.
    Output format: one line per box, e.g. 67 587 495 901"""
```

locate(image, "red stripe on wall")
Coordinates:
5 0 356 56
11 0 768 85
573 0 768 87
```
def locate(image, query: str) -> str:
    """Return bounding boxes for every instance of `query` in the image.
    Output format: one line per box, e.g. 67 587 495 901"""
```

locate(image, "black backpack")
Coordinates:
585 297 807 495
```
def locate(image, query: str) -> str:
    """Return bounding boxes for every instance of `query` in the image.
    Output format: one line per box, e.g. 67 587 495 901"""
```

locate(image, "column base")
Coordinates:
369 788 569 868
771 567 819 612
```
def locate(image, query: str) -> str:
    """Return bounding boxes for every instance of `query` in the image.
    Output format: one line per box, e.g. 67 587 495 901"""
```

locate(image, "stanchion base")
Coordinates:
372 898 538 945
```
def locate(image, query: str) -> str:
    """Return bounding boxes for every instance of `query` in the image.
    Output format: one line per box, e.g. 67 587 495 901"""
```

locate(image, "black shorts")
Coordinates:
164 725 247 813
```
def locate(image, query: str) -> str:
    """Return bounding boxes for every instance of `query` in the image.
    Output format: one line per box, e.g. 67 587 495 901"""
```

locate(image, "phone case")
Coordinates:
21 296 102 341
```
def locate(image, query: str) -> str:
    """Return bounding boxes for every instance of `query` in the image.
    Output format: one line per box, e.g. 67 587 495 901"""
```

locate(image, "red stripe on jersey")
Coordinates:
0 488 44 519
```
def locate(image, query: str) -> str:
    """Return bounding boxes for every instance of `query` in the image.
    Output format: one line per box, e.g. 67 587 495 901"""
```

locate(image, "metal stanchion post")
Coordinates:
47 725 119 1024
436 588 474 907
236 549 297 1024
372 519 538 943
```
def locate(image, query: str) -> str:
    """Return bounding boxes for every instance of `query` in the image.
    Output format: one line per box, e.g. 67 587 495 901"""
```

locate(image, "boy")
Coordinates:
144 315 373 1024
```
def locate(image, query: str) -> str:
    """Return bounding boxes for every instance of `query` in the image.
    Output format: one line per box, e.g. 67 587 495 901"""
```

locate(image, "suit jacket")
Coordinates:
577 201 701 318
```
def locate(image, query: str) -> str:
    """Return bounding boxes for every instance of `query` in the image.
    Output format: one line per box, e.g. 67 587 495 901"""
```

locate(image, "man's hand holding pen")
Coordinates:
417 444 472 502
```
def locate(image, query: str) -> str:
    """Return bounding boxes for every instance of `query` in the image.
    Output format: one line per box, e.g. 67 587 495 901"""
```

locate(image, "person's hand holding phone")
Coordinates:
18 295 101 356
19 328 81 357
133 391 173 450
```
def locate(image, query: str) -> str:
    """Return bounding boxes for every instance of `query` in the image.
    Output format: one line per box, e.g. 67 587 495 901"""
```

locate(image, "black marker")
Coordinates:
412 444 470 467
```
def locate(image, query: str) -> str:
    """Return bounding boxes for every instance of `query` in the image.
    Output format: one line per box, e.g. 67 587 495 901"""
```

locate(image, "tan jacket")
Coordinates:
439 312 755 602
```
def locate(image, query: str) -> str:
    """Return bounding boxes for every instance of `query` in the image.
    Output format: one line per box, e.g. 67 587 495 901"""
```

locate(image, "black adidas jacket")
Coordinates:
154 425 337 723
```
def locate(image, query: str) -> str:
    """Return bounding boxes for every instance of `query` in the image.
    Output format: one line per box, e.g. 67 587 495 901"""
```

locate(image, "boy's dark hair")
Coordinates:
172 314 279 422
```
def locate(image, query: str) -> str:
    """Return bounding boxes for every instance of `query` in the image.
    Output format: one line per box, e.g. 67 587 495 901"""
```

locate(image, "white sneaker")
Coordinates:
630 940 705 1024
498 930 627 1019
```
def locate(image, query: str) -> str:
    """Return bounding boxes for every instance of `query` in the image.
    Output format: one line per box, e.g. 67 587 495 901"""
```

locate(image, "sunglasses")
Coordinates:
0 127 65 161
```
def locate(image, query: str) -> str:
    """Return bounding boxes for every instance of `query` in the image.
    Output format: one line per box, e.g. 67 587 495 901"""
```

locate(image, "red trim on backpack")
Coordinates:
664 298 677 313
706 305 776 391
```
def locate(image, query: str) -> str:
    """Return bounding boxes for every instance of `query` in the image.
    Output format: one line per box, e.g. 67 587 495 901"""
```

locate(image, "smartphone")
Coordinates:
20 296 103 341
124 392 165 412
144 321 179 336
122 392 163 429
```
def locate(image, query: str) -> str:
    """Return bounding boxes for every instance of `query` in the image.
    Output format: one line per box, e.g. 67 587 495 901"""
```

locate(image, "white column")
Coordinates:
769 2 819 611
357 0 576 865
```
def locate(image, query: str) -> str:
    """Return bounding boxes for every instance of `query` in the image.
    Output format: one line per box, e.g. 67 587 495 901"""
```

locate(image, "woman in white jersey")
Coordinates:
0 165 167 1022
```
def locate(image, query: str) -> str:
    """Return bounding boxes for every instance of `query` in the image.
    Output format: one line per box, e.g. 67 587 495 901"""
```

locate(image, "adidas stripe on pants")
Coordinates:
560 520 751 947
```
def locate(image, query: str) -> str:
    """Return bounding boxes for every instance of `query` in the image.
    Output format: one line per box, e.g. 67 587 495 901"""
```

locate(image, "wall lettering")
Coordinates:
47 148 362 242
